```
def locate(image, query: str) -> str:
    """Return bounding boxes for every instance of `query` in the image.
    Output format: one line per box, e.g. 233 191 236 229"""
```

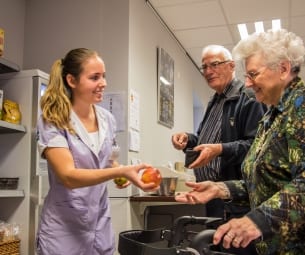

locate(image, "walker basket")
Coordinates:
118 216 235 255
0 239 20 255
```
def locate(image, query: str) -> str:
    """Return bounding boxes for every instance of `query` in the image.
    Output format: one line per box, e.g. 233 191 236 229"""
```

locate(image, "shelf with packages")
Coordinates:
0 69 49 255
0 61 25 199
0 189 24 198
0 177 24 198
0 57 20 73
0 58 23 133
0 120 26 134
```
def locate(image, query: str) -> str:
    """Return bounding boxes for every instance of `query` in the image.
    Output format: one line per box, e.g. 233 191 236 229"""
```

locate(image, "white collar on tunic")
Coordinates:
70 105 108 156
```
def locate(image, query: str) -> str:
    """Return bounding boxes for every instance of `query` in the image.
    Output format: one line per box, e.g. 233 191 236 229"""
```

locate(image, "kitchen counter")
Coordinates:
129 194 176 202
129 195 206 230
129 195 179 215
129 195 182 229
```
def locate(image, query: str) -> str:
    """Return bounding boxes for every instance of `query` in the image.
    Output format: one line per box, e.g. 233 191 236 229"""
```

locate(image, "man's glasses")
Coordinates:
244 67 267 82
200 60 230 72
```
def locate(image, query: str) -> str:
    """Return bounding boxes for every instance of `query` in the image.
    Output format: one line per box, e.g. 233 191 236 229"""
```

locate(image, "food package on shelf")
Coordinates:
0 89 3 120
0 177 19 190
0 221 20 243
2 99 22 125
0 221 21 255
0 28 3 57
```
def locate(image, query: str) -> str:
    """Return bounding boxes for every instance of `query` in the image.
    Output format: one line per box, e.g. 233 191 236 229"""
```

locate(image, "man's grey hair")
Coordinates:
202 45 233 61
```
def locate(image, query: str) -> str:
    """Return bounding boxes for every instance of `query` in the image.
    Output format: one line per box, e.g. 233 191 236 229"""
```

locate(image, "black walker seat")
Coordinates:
118 216 235 255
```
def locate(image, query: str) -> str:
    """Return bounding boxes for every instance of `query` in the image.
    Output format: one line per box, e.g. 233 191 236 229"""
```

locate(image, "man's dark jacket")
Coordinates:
186 78 267 215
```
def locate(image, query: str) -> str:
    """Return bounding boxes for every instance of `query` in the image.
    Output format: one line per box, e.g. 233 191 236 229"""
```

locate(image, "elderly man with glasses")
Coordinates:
172 45 266 255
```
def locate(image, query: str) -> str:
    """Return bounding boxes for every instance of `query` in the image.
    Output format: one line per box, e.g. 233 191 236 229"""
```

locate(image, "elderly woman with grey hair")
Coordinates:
176 29 305 255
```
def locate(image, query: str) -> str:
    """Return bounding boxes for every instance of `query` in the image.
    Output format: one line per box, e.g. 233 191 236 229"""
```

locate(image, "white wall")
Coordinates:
23 0 106 73
0 0 25 68
128 0 209 166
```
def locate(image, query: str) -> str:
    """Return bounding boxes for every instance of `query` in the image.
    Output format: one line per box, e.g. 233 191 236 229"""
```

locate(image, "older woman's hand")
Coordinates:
175 181 224 204
213 216 262 249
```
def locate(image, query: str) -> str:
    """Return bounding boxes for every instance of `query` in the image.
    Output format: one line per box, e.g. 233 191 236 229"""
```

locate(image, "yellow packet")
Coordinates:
0 28 4 57
2 99 22 124
0 89 3 120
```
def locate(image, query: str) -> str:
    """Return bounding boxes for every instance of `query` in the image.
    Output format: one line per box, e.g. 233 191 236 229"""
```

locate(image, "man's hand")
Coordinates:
189 143 222 168
172 132 188 150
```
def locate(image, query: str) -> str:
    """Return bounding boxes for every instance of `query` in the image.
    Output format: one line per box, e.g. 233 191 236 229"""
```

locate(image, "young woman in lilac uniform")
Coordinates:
36 48 157 255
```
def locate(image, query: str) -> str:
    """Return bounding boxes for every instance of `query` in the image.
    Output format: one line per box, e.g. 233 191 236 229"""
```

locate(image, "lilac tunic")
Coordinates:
36 105 116 255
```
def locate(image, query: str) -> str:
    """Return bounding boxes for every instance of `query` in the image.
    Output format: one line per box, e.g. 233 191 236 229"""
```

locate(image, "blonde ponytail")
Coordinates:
40 59 74 133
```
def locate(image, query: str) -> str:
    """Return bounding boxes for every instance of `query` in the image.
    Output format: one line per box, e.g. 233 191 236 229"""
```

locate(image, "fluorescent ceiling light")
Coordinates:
255 21 264 33
160 76 171 85
272 19 281 30
237 24 248 40
238 19 282 39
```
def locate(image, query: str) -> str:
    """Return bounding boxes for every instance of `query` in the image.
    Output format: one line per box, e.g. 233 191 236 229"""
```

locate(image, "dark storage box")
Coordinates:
0 178 19 190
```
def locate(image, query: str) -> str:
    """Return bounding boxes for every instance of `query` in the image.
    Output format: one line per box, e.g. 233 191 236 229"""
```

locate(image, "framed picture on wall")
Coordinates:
157 47 174 128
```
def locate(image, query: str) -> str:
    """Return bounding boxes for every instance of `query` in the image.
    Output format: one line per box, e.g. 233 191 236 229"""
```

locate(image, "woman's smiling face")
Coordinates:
68 55 107 105
244 54 285 106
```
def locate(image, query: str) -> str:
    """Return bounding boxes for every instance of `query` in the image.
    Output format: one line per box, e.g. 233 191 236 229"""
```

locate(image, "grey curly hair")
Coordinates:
232 29 305 73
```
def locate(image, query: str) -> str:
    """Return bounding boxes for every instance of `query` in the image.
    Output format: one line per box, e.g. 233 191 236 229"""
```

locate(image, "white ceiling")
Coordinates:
147 0 305 69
